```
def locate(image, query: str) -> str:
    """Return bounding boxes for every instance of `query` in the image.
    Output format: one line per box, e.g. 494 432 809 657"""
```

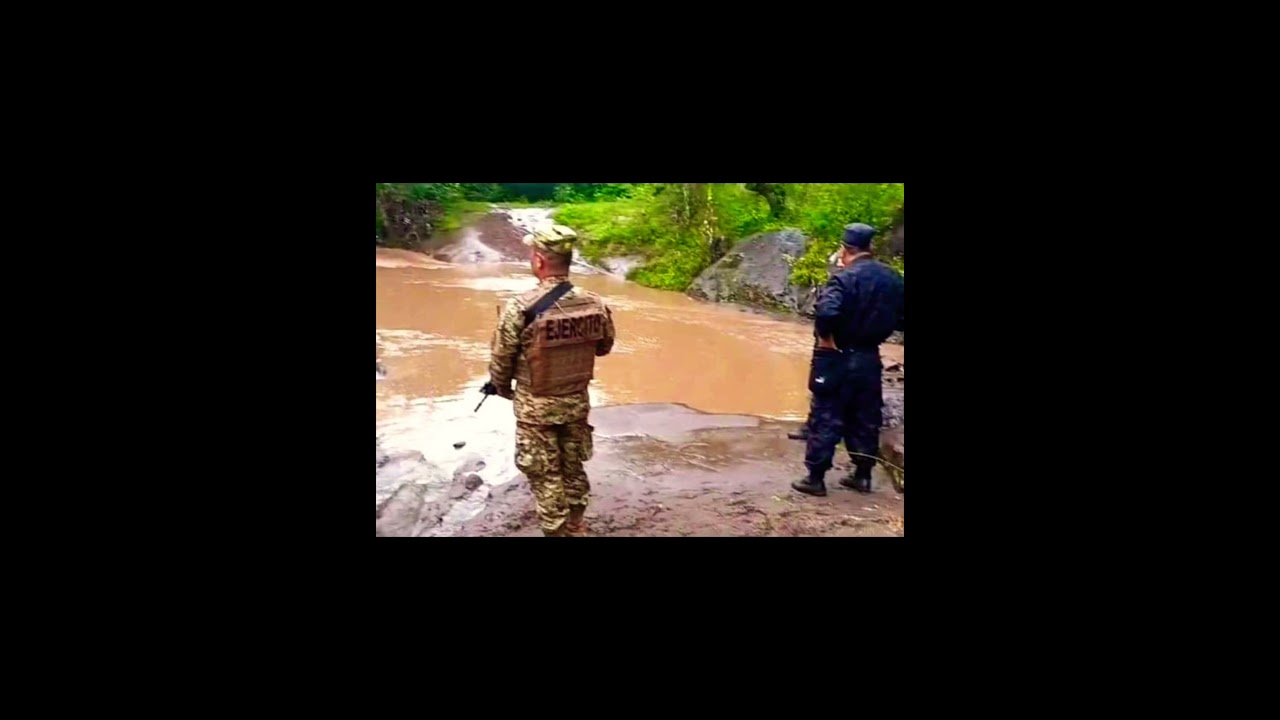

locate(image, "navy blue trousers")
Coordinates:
804 350 883 480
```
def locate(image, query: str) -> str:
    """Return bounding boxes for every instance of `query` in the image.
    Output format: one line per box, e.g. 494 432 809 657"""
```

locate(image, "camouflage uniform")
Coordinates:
488 226 616 535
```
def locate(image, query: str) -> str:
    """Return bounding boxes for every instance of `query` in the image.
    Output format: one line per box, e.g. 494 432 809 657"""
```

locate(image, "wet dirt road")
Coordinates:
458 403 905 537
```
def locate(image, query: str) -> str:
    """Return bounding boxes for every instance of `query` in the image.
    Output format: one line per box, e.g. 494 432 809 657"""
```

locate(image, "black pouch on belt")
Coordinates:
808 347 846 395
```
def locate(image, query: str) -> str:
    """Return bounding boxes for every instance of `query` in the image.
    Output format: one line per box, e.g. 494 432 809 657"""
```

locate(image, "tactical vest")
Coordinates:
515 288 607 396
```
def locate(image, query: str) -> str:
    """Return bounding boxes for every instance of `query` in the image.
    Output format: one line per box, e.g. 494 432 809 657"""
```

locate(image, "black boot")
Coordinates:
839 464 873 494
791 476 827 496
786 427 810 441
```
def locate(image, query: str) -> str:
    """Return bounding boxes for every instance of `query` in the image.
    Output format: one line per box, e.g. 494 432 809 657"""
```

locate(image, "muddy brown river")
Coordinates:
377 252 825 411
376 212 903 534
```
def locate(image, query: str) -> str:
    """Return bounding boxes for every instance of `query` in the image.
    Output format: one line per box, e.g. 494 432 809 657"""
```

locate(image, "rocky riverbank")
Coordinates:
458 404 904 537
377 403 904 537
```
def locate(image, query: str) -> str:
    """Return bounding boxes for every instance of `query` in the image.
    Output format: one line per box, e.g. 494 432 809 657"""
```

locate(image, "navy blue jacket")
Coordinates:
815 258 905 350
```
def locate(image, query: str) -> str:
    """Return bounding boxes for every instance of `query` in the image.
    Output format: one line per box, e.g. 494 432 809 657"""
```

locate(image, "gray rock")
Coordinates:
376 449 448 511
376 483 427 536
376 475 452 536
882 388 904 429
493 481 530 499
454 453 487 478
687 228 812 314
446 473 487 499
378 450 427 482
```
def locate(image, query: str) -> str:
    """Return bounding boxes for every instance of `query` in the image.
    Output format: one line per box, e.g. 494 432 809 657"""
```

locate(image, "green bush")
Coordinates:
460 183 502 201
785 183 904 287
628 241 711 290
554 198 670 261
377 182 906 293
711 184 773 240
789 246 834 288
439 201 494 232
555 191 718 289
554 183 640 203
406 183 463 203
555 183 904 292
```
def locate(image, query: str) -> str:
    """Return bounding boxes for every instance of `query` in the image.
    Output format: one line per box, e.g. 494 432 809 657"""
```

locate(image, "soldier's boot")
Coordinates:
565 506 588 537
786 427 810 441
839 461 874 494
791 474 828 497
542 523 570 537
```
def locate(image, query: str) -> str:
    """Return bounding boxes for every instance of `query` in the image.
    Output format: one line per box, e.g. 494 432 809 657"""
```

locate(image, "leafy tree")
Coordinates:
745 183 787 218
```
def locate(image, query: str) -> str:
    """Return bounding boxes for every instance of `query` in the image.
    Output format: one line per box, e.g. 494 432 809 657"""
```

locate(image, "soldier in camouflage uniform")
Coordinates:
486 225 616 536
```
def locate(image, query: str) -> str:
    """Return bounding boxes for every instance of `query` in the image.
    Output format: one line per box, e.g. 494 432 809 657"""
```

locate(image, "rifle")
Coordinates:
475 382 498 412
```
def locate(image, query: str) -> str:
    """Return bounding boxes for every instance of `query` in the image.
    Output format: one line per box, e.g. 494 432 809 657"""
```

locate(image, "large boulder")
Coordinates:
687 228 811 313
375 455 453 537
376 482 429 537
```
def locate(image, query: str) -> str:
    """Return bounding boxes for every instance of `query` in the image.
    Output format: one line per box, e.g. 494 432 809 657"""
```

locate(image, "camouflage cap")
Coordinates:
522 224 578 256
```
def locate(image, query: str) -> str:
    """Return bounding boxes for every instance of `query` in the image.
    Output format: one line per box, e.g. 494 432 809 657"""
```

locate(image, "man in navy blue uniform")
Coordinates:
791 223 905 497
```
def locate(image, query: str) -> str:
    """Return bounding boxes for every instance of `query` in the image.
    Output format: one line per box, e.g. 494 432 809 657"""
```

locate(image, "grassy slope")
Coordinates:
554 184 903 292
554 184 774 291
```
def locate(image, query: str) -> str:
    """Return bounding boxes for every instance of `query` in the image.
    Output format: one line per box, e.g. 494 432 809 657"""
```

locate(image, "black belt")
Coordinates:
813 337 878 353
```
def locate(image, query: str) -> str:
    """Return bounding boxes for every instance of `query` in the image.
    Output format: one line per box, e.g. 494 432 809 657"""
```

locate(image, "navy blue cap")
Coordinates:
842 223 876 249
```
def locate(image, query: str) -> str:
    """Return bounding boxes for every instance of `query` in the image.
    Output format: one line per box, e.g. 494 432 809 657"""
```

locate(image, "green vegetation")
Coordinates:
553 184 638 203
781 183 905 287
553 184 774 290
553 183 903 290
375 183 905 293
888 255 904 277
441 201 494 231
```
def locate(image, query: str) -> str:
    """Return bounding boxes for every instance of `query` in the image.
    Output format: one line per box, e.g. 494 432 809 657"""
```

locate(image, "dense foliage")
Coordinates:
554 184 775 290
781 183 905 287
555 183 903 290
376 183 905 292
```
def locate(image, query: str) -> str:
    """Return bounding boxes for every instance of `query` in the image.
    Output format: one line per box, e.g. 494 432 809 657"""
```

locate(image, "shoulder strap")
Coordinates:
522 282 574 329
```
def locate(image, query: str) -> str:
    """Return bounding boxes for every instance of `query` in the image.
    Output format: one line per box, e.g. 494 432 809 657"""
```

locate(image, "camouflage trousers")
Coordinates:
515 420 594 533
